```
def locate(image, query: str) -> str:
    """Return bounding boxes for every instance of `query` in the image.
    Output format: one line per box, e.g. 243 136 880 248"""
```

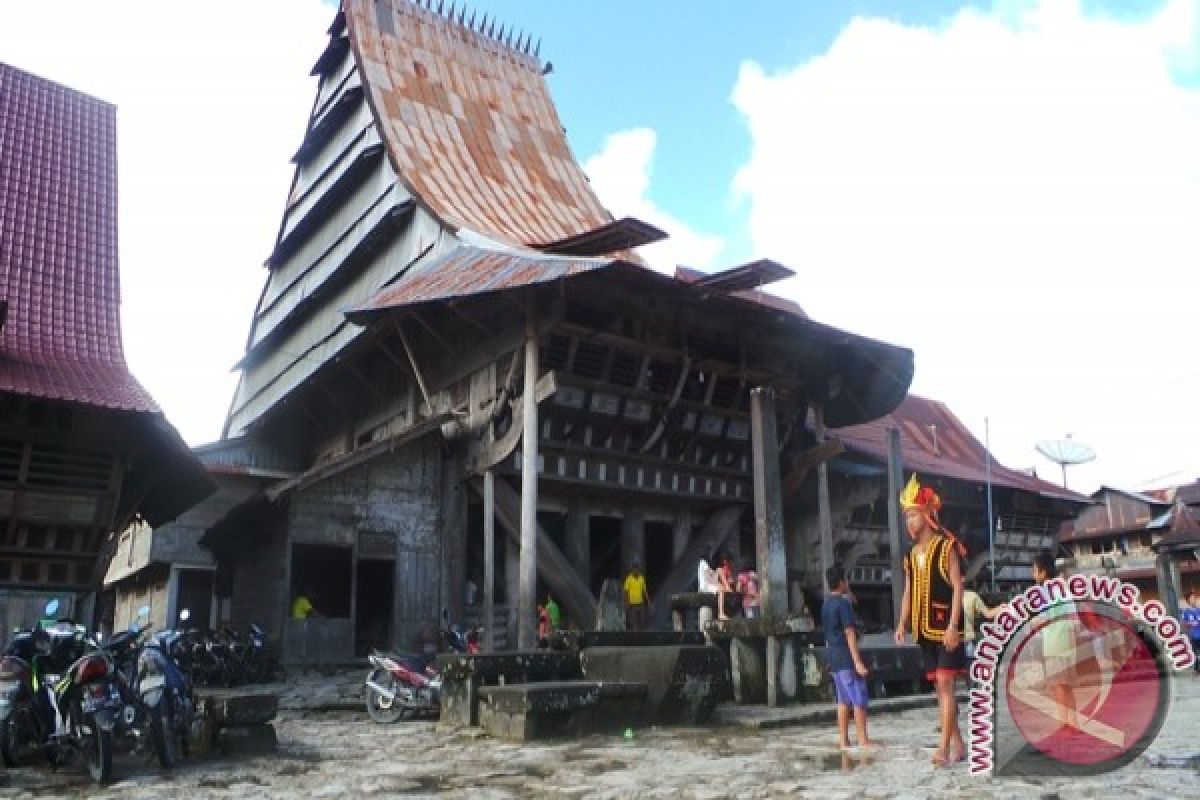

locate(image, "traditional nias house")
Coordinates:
202 1 915 663
0 64 211 632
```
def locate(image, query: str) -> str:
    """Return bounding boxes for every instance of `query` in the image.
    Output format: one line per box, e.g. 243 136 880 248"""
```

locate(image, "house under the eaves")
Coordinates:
0 64 212 634
204 0 915 663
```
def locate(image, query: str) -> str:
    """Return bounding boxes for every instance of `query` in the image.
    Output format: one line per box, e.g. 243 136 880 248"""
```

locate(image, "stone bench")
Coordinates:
192 689 279 757
578 645 730 725
669 593 718 635
437 651 580 729
703 616 818 706
478 680 648 741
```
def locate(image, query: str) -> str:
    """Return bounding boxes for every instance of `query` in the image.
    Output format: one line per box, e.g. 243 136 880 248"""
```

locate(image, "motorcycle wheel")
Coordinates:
365 669 405 724
83 726 113 783
0 716 18 767
150 700 179 769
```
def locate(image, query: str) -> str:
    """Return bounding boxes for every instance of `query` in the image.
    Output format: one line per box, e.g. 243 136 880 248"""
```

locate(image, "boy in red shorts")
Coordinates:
894 474 967 767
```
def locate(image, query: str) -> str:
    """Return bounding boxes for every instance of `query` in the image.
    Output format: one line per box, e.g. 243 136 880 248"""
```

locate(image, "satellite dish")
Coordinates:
1036 434 1096 489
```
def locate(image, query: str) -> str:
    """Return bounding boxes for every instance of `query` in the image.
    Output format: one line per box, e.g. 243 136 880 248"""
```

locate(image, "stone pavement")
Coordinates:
0 672 1196 798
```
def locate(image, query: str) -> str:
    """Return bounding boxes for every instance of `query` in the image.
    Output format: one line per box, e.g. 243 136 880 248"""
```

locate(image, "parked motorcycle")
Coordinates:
103 606 193 769
364 613 479 724
365 651 441 723
0 600 123 782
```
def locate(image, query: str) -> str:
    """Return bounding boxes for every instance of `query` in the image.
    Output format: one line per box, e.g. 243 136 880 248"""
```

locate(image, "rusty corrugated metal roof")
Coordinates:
347 246 613 318
343 0 621 250
836 394 1089 504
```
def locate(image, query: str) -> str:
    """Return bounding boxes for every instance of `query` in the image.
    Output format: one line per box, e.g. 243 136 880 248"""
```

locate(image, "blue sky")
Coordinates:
2 0 1198 494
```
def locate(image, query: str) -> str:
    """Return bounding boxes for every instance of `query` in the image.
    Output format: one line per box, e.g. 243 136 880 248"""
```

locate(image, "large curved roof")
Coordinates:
343 0 616 249
0 63 158 412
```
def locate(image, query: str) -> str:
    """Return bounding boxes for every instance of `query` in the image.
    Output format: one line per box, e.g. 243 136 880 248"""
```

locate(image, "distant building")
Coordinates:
1062 486 1200 601
0 64 211 632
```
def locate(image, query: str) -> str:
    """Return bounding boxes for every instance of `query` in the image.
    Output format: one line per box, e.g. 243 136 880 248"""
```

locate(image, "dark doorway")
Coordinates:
176 569 214 630
588 516 621 595
644 521 673 594
291 544 352 618
355 559 394 657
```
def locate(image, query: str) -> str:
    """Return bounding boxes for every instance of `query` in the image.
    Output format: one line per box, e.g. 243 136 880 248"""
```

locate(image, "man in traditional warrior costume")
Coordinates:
894 474 967 766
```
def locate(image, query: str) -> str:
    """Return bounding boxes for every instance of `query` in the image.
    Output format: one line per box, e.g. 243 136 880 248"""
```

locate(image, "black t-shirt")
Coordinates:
821 593 856 672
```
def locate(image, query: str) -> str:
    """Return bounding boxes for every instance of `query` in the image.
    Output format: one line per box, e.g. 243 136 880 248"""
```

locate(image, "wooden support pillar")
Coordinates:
672 509 693 562
483 469 496 653
814 403 834 593
620 506 645 577
518 296 540 651
1157 551 1183 620
886 427 906 626
440 452 467 626
751 388 787 617
565 500 590 593
504 536 519 649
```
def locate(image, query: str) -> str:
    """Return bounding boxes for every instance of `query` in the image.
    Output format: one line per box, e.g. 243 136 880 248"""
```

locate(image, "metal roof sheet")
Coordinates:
344 0 620 250
346 245 613 318
0 63 158 412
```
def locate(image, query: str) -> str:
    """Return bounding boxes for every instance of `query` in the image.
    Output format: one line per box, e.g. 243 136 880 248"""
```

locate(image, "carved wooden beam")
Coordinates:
470 371 558 473
782 438 845 498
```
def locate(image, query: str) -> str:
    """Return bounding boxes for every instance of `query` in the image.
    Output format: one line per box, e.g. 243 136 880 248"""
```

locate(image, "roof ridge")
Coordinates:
404 0 544 70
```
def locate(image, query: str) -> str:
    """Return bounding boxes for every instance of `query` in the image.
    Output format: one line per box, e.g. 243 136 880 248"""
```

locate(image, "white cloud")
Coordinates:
732 0 1200 493
0 0 334 445
584 128 725 273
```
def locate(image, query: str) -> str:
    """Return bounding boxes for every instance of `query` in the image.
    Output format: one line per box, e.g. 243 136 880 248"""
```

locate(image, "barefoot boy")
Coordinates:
822 563 874 750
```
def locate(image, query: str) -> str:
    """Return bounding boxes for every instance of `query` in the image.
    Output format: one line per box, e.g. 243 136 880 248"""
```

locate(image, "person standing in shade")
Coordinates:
962 578 999 662
544 593 562 631
822 563 875 750
894 474 967 767
291 587 320 620
737 566 762 619
623 563 650 631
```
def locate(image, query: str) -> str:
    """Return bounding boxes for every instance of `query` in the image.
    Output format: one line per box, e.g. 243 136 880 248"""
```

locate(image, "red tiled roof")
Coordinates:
343 0 618 250
0 63 158 412
835 394 1088 503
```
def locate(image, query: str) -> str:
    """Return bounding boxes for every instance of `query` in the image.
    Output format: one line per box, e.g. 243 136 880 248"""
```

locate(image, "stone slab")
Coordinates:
549 630 706 651
216 723 278 757
478 681 648 742
437 651 581 730
579 645 731 725
195 689 280 727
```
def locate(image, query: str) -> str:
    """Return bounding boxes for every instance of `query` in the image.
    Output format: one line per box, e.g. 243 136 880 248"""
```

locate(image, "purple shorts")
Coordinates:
832 669 869 708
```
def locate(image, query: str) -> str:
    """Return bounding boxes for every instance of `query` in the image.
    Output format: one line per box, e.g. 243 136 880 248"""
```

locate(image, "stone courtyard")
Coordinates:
0 673 1196 799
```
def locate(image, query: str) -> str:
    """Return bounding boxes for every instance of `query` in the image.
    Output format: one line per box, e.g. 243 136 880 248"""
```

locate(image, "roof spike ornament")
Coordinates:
488 18 496 38
437 0 445 15
457 4 466 24
469 10 477 29
534 37 541 58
